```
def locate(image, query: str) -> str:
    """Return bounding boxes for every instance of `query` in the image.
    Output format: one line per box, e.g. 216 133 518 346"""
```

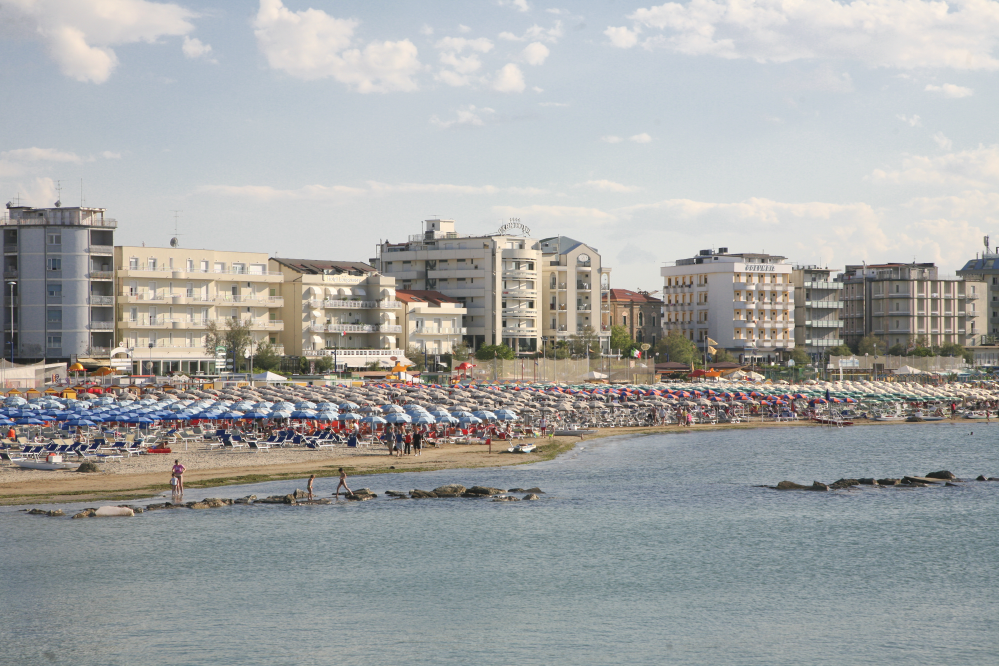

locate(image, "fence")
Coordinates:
464 358 657 385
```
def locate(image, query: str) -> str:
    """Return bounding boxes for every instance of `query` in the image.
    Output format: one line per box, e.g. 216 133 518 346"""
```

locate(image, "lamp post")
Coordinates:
8 281 15 368
148 342 154 378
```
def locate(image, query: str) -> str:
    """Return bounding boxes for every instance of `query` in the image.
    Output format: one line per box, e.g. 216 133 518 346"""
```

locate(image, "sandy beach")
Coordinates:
0 418 969 505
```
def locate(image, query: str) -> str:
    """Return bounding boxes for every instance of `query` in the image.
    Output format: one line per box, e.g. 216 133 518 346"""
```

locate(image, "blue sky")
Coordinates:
2 0 998 289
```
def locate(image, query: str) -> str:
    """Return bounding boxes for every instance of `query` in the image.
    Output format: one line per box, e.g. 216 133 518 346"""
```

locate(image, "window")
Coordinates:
148 257 157 270
169 258 174 269
200 260 209 272
46 257 61 271
46 232 61 245
269 287 277 297
129 307 137 322
46 335 61 348
623 315 628 327
47 283 62 298
47 309 62 327
186 259 194 271
129 257 138 269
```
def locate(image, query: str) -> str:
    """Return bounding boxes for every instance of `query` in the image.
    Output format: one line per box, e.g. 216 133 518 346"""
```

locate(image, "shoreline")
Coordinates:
0 418 970 506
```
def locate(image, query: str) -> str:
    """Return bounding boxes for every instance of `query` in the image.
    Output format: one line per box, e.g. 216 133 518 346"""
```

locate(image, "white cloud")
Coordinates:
498 22 563 43
430 105 495 129
182 36 215 62
499 0 530 12
253 0 421 93
933 132 953 150
540 101 569 107
925 83 974 98
198 180 549 200
492 63 526 92
2 0 195 83
897 114 922 127
457 24 471 34
615 0 999 70
870 144 999 188
604 26 639 49
600 135 623 143
434 36 494 86
579 179 641 193
420 24 434 36
630 133 653 143
1 147 84 163
521 42 549 65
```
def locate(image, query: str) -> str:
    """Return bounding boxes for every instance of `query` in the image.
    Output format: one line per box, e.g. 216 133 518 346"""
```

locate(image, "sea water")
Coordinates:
1 423 997 666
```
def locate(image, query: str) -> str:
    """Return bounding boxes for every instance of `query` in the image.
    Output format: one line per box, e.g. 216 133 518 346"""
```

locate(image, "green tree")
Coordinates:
252 342 281 373
827 344 853 359
405 344 427 371
474 344 515 360
568 326 602 358
712 349 736 364
857 334 886 356
655 329 701 366
789 347 810 366
450 342 470 362
887 343 907 356
608 325 633 354
205 318 253 372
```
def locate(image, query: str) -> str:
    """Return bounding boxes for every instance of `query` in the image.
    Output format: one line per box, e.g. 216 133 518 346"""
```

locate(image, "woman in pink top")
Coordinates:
172 459 186 497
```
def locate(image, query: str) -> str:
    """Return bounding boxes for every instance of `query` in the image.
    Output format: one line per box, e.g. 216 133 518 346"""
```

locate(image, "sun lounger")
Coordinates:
0 451 26 465
248 441 270 452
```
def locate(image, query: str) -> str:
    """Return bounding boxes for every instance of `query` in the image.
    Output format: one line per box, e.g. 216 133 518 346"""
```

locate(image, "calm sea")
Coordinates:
2 423 997 666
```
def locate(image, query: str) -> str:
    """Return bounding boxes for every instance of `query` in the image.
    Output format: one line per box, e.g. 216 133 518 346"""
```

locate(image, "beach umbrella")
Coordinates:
337 412 362 421
243 410 271 419
339 402 360 411
436 415 458 424
413 415 436 424
315 412 338 421
15 417 45 425
360 415 387 424
268 410 293 419
290 410 317 419
384 413 412 424
457 415 482 425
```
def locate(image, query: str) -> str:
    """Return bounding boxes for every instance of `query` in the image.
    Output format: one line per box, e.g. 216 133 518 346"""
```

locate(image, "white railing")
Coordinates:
89 296 114 305
88 321 114 330
316 299 402 309
412 326 467 335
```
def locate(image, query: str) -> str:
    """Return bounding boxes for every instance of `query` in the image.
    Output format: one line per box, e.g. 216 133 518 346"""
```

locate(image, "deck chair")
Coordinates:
248 441 270 452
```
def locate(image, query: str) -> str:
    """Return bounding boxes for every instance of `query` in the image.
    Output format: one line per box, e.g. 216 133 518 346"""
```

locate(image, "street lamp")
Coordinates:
148 342 154 377
7 281 15 367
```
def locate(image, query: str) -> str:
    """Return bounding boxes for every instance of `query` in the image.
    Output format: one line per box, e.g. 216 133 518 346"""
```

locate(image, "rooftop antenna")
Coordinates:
80 178 85 207
169 210 183 247
985 235 990 254
54 180 62 207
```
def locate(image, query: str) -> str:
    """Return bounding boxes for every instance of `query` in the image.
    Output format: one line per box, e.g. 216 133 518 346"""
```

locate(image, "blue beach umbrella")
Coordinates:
337 412 362 421
436 415 459 424
360 415 387 425
384 413 412 424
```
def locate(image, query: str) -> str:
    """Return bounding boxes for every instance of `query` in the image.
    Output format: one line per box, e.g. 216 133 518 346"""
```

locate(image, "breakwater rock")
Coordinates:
770 470 994 491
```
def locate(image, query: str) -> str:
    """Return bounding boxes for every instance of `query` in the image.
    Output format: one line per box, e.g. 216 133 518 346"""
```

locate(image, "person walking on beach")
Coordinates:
171 459 186 497
335 468 351 498
413 429 422 457
307 474 315 501
539 417 548 437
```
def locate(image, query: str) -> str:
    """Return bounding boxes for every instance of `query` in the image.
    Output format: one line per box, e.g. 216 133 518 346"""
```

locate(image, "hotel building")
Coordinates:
791 266 844 361
396 290 467 355
840 263 984 349
539 236 611 352
3 203 116 364
661 249 795 363
270 258 407 370
605 289 664 348
114 247 283 375
957 251 999 341
374 218 542 354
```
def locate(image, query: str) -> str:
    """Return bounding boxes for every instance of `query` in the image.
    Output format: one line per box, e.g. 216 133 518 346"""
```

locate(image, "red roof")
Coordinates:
608 288 663 304
396 290 463 305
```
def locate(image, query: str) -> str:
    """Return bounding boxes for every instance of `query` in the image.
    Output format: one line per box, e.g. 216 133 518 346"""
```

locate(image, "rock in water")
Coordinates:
27 508 64 517
94 506 134 517
828 478 860 489
977 475 988 481
877 478 901 486
432 484 466 497
75 462 99 473
385 491 408 498
233 495 256 504
72 509 97 519
522 494 540 501
492 496 520 502
409 489 437 498
925 470 956 480
507 488 526 493
776 481 828 491
523 487 545 494
858 478 879 486
189 502 210 510
462 486 503 497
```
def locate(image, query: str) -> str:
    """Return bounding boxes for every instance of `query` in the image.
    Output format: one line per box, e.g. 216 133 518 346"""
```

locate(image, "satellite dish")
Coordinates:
170 237 179 248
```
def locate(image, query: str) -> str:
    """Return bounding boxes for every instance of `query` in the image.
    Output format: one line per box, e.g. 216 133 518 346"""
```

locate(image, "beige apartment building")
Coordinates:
396 290 467 355
270 258 408 370
539 236 611 352
114 247 283 375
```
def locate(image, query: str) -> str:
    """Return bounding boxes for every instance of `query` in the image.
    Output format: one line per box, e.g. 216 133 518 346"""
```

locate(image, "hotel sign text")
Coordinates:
743 264 776 272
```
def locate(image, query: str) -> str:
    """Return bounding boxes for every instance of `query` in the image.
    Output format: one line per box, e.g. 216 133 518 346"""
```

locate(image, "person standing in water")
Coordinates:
335 468 352 498
307 474 315 501
171 459 186 497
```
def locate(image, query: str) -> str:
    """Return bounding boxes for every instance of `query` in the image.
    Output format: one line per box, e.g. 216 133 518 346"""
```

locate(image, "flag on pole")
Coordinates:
707 337 718 346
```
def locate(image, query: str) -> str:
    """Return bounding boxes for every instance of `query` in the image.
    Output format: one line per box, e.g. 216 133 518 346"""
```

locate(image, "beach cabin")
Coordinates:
60 388 77 399
24 388 41 400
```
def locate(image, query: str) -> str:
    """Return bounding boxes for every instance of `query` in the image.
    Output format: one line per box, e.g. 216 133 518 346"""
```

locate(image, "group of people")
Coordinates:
170 461 354 501
380 424 425 457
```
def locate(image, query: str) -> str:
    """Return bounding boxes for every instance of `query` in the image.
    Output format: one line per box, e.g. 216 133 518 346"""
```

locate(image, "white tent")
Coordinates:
252 371 287 382
583 371 608 380
893 365 925 375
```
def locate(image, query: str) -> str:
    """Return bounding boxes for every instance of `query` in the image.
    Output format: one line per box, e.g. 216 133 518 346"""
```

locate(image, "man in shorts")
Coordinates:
412 429 422 457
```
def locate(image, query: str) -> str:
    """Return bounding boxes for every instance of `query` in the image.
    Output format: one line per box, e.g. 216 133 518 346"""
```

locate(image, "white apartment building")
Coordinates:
396 290 467 354
270 258 407 370
115 247 283 375
374 218 542 354
539 236 611 351
3 203 116 364
662 249 795 363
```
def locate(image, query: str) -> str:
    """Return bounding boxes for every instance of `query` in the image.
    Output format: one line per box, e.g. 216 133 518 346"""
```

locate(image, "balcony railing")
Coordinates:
412 327 467 335
315 299 402 309
89 321 114 330
89 270 114 279
87 346 111 357
3 269 17 279
88 245 113 255
89 296 114 305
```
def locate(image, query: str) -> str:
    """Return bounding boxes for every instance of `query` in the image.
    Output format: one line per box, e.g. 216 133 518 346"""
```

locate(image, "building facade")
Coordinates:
791 266 844 360
114 247 283 375
270 258 407 370
840 263 984 349
606 289 663 348
661 249 795 363
3 204 116 364
373 218 542 354
956 251 999 342
396 290 467 356
539 236 611 352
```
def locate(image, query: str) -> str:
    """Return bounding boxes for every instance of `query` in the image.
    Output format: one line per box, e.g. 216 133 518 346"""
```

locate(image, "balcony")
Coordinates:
805 320 844 328
3 269 17 279
89 295 114 306
413 326 467 336
963 293 981 300
320 323 379 333
89 270 114 280
557 283 567 290
88 245 113 255
89 321 114 330
503 289 537 298
87 346 111 358
576 305 591 312
318 299 401 310
502 327 538 336
576 283 591 290
4 243 16 253
502 270 535 279
804 300 844 308
503 308 537 316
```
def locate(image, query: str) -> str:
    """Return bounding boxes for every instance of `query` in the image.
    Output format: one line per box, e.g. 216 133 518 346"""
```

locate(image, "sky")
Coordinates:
1 0 998 290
